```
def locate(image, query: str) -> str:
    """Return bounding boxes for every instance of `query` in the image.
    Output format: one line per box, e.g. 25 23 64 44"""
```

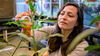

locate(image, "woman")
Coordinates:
43 3 88 56
16 2 88 56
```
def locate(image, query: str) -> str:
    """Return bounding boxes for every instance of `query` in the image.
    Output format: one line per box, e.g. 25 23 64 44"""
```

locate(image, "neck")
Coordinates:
61 29 73 42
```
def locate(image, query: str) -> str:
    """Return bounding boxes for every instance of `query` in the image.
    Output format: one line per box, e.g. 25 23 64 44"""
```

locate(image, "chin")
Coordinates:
59 26 67 29
60 26 72 30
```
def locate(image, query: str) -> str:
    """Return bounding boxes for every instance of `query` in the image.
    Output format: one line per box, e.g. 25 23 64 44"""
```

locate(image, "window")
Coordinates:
36 0 63 17
16 0 28 14
16 0 63 17
83 1 100 26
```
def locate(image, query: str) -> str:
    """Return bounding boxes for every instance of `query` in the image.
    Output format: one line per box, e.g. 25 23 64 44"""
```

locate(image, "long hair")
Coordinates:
48 2 84 56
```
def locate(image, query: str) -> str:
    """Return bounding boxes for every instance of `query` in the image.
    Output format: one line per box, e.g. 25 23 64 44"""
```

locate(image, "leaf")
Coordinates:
0 43 15 49
28 0 35 13
7 34 19 42
20 46 31 48
17 33 37 51
0 38 7 43
5 20 27 28
38 19 57 22
33 24 42 29
47 33 64 38
89 16 100 26
19 55 28 56
13 54 28 56
0 47 14 53
37 30 50 35
0 45 7 49
85 45 100 51
66 27 100 54
16 20 29 23
7 43 16 47
38 48 49 56
17 33 32 43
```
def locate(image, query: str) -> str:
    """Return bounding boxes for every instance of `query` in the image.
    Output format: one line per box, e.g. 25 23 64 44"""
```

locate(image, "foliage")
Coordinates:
84 15 100 51
66 27 100 54
85 45 100 50
89 16 100 26
1 0 100 56
66 15 100 54
0 0 57 56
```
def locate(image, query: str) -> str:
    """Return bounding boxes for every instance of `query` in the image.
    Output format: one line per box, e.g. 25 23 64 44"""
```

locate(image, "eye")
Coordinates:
68 14 74 17
68 13 74 17
59 12 64 15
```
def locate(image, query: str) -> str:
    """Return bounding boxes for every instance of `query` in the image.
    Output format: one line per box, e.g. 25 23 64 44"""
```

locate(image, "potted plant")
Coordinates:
0 0 100 56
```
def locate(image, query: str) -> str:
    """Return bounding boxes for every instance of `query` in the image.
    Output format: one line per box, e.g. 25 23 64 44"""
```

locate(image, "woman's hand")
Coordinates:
33 50 48 56
15 11 31 20
42 51 48 56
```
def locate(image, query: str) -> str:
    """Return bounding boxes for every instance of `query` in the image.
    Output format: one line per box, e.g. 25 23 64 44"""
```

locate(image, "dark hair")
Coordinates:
48 2 84 56
57 2 83 34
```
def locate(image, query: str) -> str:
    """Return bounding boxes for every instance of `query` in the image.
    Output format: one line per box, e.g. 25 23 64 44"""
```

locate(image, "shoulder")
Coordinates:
68 40 88 56
77 40 89 48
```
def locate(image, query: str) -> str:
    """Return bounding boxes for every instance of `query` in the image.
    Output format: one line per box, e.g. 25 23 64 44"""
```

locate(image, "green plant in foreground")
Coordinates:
85 15 100 51
1 0 57 56
1 0 100 56
66 15 100 54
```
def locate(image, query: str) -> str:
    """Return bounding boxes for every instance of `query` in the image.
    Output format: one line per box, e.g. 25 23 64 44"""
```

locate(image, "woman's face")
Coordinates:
58 5 78 30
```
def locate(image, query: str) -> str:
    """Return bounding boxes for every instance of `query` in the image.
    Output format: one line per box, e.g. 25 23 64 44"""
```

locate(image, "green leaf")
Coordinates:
0 45 7 49
33 24 42 29
5 20 28 28
66 27 100 54
28 0 35 13
85 45 100 51
37 30 50 35
20 46 31 48
38 19 57 22
19 55 28 56
14 54 28 56
89 16 100 26
17 33 37 51
38 48 49 56
7 43 16 47
0 38 7 43
17 33 32 43
16 20 29 23
47 33 64 38
7 34 19 42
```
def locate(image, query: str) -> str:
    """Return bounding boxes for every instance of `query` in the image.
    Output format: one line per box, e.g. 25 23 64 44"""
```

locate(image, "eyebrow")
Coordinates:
61 10 77 15
67 12 74 14
60 11 65 13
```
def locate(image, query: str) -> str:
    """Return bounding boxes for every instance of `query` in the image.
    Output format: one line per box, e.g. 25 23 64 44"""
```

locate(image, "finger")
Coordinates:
42 51 48 56
15 12 30 19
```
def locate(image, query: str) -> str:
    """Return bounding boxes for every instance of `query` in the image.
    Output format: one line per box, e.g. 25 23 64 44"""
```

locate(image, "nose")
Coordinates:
60 14 67 20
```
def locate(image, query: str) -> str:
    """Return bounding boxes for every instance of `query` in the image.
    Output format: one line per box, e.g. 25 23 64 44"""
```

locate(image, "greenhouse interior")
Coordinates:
0 0 100 56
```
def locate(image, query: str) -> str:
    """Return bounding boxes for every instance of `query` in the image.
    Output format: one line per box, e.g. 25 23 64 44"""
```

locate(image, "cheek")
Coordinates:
58 22 68 29
69 20 77 27
66 20 77 29
58 18 78 29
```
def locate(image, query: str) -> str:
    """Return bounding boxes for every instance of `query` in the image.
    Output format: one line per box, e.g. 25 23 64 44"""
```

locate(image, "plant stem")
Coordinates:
11 39 22 56
32 36 37 51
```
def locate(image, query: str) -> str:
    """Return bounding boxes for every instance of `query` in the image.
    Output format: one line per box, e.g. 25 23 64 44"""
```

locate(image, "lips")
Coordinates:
59 21 67 25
